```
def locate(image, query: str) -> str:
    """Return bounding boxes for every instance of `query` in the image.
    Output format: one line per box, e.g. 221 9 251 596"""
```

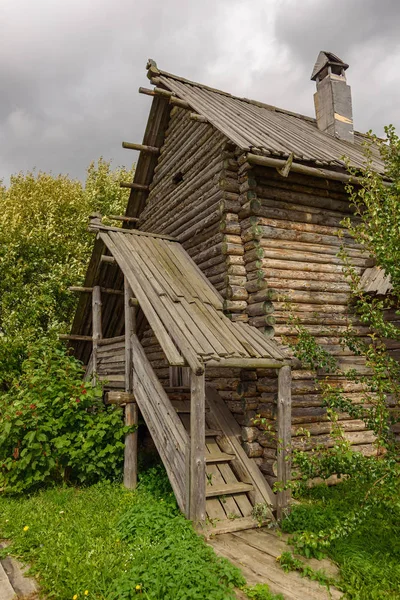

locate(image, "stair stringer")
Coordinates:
130 334 189 514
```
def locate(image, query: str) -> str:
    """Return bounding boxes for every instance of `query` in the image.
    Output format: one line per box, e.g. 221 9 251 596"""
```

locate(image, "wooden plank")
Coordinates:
277 365 292 519
205 358 284 369
209 534 340 600
92 286 102 379
90 221 178 242
127 235 180 301
206 482 253 498
206 453 235 464
201 516 265 538
124 278 138 490
100 232 185 367
205 438 243 518
167 241 223 309
190 372 206 525
110 232 204 374
206 385 276 510
205 413 254 518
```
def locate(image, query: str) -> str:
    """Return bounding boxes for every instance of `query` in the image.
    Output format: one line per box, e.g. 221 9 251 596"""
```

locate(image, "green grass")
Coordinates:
0 466 244 600
282 479 400 600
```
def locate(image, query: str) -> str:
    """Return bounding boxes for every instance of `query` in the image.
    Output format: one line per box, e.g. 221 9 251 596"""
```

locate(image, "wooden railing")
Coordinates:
130 333 189 513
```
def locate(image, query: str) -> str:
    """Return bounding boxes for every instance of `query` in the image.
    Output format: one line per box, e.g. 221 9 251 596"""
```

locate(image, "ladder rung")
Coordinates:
205 429 222 437
206 452 234 464
206 483 254 498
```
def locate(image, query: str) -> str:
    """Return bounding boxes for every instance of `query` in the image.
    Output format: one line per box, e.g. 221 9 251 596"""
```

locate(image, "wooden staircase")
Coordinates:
170 384 276 534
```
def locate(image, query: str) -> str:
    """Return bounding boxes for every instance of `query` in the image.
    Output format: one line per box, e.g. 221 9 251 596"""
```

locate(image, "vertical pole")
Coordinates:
92 285 102 384
277 365 292 520
189 371 206 525
124 277 138 489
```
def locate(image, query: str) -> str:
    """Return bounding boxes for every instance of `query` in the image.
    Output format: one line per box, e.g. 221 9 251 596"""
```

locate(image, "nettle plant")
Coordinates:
283 126 400 555
0 341 130 493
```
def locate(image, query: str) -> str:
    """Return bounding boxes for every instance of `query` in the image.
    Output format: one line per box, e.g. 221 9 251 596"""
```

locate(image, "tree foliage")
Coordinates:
0 159 133 387
0 160 134 491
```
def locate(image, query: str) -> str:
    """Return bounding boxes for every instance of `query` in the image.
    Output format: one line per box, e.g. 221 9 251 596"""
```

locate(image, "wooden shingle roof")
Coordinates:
97 226 288 374
152 65 384 174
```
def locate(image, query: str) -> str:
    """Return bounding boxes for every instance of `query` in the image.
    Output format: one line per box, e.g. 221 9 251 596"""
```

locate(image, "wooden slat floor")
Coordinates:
208 528 343 600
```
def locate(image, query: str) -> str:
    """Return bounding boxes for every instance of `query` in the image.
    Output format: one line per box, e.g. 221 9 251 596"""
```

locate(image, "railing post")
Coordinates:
124 277 138 489
189 371 206 525
92 285 102 385
277 365 292 520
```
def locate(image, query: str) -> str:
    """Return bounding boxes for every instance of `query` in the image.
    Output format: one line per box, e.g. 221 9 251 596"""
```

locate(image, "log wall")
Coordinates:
135 106 384 486
235 158 380 485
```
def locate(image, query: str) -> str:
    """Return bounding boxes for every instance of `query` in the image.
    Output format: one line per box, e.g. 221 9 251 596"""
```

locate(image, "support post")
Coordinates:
91 286 102 383
124 277 138 489
189 371 206 525
276 365 292 520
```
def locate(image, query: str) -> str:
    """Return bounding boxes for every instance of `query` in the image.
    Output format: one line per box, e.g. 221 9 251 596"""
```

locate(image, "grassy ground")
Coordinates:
282 479 400 600
0 466 246 600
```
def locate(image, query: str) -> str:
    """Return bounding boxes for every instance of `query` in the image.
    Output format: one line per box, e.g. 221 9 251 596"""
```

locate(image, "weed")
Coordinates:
0 466 245 600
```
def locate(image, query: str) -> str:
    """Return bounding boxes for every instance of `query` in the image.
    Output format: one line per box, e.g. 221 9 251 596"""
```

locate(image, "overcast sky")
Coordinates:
1 0 399 183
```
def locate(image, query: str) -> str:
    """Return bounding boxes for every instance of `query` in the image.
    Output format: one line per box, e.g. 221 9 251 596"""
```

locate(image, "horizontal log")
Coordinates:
108 215 140 223
122 142 160 154
119 182 149 191
139 86 174 98
247 153 391 187
68 286 124 296
101 255 116 264
104 391 135 406
170 96 190 109
205 358 286 369
59 334 92 342
190 113 209 123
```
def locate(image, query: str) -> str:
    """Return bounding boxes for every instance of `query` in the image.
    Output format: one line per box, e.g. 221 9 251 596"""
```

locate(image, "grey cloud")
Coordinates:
1 0 399 183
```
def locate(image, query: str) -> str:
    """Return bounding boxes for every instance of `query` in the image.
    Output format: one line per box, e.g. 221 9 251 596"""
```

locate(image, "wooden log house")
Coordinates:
66 52 392 532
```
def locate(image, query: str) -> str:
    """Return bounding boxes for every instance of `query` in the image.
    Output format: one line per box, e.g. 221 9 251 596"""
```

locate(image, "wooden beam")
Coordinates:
169 96 190 109
100 255 116 265
92 286 102 380
139 86 174 99
59 334 92 342
122 142 160 154
88 220 178 242
246 153 391 186
119 182 149 191
124 277 138 490
276 365 292 520
189 371 206 525
205 358 286 369
108 215 140 223
68 286 124 296
189 113 208 123
105 391 135 406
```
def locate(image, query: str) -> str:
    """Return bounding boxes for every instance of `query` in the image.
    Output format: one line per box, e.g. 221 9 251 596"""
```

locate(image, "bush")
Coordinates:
0 340 129 492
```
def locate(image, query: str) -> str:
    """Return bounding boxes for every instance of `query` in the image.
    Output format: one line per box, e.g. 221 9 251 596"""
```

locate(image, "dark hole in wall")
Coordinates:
172 171 184 185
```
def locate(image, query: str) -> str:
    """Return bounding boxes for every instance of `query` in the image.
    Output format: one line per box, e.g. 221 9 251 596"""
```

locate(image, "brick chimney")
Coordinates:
311 51 354 143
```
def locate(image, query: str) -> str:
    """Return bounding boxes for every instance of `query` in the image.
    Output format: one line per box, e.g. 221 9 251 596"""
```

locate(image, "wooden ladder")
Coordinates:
170 384 276 536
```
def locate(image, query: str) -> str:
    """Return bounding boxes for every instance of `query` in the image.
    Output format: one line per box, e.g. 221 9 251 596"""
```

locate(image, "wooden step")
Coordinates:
206 482 253 498
200 516 270 538
206 452 235 464
205 429 222 437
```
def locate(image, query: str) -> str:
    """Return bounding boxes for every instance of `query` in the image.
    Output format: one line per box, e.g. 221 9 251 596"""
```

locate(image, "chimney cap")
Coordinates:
311 51 349 81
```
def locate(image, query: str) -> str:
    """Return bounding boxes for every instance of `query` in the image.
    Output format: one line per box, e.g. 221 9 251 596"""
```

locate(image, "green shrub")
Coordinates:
0 340 129 492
